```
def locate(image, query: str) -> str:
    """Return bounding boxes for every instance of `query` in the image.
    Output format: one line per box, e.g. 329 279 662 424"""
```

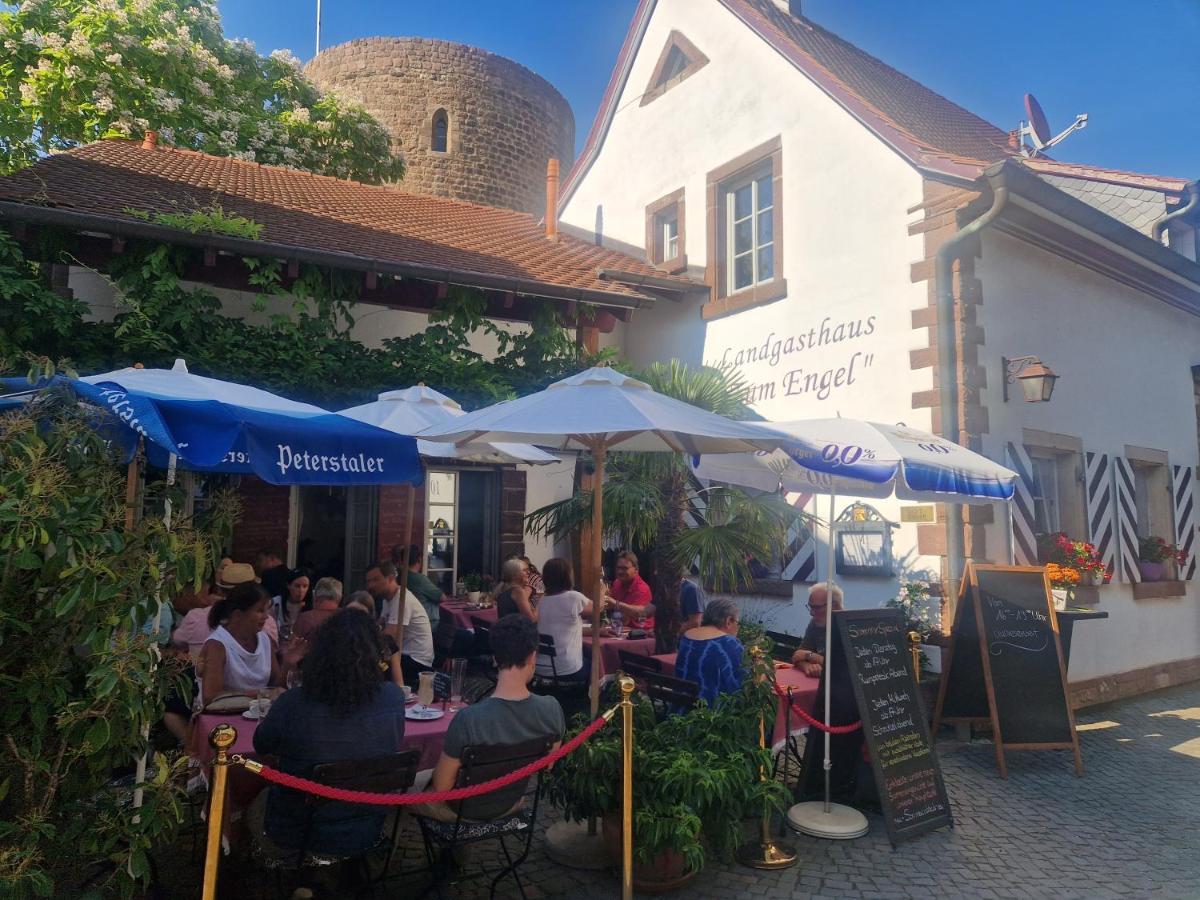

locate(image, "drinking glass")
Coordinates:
449 658 467 708
256 688 271 716
417 671 436 708
279 622 293 644
286 669 303 691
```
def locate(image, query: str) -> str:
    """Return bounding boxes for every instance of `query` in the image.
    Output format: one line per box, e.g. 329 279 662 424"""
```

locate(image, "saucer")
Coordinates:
406 705 445 721
241 709 262 720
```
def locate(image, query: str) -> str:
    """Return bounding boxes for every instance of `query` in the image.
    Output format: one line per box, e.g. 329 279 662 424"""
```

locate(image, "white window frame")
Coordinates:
662 214 679 261
1030 454 1061 534
425 469 460 592
725 172 774 294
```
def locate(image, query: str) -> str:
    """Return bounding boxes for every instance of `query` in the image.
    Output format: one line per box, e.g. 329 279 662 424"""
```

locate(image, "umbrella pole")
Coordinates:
395 482 415 659
1007 499 1016 565
588 442 607 718
786 486 867 840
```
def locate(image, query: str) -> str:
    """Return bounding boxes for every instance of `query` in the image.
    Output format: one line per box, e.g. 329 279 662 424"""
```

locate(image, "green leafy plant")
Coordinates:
0 0 402 182
0 378 238 897
884 580 939 641
124 203 263 240
1138 535 1185 565
545 662 787 874
463 573 483 593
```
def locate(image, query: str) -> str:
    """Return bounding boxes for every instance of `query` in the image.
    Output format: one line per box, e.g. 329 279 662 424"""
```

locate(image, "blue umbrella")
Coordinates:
68 359 423 486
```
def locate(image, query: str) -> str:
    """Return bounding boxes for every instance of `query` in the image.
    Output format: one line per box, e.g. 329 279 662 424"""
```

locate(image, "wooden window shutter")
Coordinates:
499 468 527 562
1004 441 1038 565
1083 452 1117 580
781 516 817 582
1113 457 1140 583
1171 464 1197 580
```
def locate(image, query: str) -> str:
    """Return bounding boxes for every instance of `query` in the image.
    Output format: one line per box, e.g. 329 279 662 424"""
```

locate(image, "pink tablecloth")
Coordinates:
651 654 820 745
190 704 460 772
588 635 657 676
439 601 498 631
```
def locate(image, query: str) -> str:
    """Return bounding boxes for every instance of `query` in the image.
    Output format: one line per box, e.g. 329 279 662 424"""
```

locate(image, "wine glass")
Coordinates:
286 669 303 691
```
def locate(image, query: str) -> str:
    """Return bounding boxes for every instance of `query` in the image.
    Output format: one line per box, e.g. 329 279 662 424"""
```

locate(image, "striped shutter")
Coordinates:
1084 452 1117 579
1113 457 1141 583
1005 442 1038 565
781 515 816 582
1172 464 1197 580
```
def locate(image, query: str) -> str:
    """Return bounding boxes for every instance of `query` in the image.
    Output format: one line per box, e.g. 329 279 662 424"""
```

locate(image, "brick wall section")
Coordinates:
909 181 995 579
376 484 424 563
305 38 575 215
229 477 290 564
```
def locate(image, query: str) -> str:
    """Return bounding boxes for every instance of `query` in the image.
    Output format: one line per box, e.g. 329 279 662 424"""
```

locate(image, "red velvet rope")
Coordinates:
239 713 610 806
774 683 862 734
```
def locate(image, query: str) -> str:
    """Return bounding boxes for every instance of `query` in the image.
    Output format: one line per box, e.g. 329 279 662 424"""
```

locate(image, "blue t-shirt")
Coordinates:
675 633 744 707
253 682 407 855
680 580 703 620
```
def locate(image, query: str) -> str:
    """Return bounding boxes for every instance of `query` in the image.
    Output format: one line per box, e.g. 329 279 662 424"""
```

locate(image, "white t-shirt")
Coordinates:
205 625 272 694
384 588 434 667
536 590 588 677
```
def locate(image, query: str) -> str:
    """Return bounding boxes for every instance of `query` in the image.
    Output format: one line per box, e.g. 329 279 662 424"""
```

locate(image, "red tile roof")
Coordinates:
562 0 1188 205
0 140 693 307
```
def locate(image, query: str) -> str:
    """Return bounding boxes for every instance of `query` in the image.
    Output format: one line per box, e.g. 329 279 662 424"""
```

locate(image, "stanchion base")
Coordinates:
735 838 798 870
544 820 610 870
786 801 869 840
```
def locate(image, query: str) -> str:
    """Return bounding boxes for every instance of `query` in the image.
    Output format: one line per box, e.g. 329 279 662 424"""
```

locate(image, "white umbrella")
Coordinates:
340 385 559 464
417 366 787 713
694 418 1017 841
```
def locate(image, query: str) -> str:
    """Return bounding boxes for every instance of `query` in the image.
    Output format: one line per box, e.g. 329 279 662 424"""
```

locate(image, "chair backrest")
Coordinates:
617 650 662 675
537 633 557 658
765 629 803 662
640 671 700 717
454 736 556 822
472 617 493 656
309 749 421 807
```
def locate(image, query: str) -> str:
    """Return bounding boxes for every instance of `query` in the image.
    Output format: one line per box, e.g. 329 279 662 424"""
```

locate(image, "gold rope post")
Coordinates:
618 675 635 900
908 631 922 684
735 646 797 869
201 724 237 900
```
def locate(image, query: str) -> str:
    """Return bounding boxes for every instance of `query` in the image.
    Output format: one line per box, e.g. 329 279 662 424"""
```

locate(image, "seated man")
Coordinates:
611 550 655 630
413 614 564 822
392 543 444 631
366 560 434 686
680 571 705 632
293 577 343 642
791 582 844 677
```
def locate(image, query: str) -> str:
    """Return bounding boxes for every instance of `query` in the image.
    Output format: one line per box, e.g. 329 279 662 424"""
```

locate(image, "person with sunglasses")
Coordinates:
791 582 844 676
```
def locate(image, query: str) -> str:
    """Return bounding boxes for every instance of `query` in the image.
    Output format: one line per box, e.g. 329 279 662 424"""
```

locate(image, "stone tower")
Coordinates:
305 37 575 215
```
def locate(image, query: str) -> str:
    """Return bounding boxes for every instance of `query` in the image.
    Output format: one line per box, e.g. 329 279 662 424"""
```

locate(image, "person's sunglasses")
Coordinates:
806 602 827 611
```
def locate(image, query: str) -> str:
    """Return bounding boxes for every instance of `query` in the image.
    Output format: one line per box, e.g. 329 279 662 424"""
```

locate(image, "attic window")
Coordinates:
640 30 709 106
431 109 449 153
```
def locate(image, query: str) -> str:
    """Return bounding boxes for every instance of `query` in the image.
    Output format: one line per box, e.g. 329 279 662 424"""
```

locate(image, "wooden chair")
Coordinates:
254 750 421 897
415 736 555 900
617 649 662 684
471 617 498 685
766 629 804 663
639 670 700 719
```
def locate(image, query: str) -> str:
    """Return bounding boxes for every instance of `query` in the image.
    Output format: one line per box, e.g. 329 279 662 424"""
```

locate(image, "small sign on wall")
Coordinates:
900 505 936 524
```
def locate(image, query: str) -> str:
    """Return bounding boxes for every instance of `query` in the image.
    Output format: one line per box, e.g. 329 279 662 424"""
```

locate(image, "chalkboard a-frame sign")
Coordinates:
932 563 1083 778
835 609 952 845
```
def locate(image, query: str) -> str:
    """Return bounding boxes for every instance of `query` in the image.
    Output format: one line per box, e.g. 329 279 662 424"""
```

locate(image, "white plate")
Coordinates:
241 710 262 720
406 705 445 721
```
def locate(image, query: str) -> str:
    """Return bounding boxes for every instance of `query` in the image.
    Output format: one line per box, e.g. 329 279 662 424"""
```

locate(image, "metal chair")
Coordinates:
765 629 804 663
415 736 555 900
253 750 421 897
639 670 701 719
471 617 499 685
535 633 560 684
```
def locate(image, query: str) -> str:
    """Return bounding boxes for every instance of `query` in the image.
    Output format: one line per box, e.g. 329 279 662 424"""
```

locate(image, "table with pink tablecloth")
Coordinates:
436 600 498 648
190 704 461 773
584 634 657 677
652 654 820 745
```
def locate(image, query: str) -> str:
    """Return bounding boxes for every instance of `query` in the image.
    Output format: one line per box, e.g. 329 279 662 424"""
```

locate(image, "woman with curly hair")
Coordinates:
251 608 407 858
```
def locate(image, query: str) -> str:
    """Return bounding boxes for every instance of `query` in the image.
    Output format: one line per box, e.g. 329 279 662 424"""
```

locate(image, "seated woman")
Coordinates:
200 582 280 705
251 609 408 858
674 598 745 707
535 557 594 682
494 558 536 622
345 592 406 689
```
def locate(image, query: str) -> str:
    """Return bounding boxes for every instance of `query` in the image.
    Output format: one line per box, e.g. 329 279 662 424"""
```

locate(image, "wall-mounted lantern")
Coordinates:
1002 355 1059 403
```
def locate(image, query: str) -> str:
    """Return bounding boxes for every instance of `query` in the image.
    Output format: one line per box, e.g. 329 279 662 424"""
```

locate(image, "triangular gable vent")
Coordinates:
640 30 709 107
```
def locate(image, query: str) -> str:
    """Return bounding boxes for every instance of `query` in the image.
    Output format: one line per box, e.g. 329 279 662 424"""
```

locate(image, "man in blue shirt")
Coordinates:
680 571 705 630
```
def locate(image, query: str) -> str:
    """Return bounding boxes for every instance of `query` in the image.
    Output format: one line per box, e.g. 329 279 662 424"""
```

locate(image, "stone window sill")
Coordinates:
702 277 788 320
1131 580 1186 601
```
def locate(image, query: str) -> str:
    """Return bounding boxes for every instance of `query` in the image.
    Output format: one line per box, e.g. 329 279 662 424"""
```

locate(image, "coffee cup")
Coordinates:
248 698 261 717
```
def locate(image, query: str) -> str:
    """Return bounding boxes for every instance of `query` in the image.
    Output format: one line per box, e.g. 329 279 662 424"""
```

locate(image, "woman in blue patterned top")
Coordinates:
675 598 745 707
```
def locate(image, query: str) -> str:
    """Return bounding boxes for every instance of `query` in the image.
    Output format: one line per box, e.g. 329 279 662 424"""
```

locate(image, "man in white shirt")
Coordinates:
366 560 435 684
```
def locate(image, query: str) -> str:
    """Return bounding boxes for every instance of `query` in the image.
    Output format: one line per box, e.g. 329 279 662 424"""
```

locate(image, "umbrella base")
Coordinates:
786 801 869 840
735 837 798 870
544 820 610 870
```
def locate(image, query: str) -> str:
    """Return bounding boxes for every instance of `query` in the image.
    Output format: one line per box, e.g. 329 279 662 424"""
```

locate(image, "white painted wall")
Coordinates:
560 0 941 634
978 230 1200 681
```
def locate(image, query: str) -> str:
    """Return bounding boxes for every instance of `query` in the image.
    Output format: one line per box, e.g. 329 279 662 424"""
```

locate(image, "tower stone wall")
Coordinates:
306 37 575 214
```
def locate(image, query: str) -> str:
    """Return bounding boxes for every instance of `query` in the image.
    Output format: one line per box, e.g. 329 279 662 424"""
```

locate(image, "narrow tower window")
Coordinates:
431 109 449 153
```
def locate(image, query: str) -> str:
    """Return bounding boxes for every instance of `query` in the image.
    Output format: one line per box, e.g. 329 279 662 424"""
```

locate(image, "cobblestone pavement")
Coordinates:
156 682 1200 899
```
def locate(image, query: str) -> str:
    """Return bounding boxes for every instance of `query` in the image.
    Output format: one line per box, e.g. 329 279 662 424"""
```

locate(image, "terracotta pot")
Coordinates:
601 813 699 894
1138 561 1165 582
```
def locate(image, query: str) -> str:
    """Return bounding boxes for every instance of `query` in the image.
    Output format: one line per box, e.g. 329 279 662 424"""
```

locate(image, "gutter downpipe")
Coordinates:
1151 181 1199 244
934 178 1009 610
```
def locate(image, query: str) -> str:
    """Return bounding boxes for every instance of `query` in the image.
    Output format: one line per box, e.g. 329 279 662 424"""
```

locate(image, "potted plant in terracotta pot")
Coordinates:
546 673 785 892
1138 536 1184 582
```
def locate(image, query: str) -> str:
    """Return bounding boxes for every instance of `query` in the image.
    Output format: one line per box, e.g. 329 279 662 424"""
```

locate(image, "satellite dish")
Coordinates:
1024 93 1051 146
1016 92 1088 158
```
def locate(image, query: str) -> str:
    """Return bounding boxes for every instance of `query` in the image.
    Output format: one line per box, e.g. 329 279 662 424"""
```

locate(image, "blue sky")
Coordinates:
218 0 1199 178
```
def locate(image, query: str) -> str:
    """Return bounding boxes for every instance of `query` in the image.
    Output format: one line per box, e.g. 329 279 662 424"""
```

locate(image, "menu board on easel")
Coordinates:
932 563 1083 778
834 609 952 845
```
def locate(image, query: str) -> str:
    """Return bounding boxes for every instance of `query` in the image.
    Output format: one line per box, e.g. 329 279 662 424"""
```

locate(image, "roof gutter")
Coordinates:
595 267 700 294
1151 180 1199 243
934 181 1009 609
0 201 654 311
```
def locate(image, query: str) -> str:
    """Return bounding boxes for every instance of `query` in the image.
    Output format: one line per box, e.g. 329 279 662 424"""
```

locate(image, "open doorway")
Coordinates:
296 486 348 582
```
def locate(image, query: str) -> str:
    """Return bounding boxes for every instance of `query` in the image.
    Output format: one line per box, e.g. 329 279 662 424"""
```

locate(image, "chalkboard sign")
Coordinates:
933 564 1082 778
835 609 952 845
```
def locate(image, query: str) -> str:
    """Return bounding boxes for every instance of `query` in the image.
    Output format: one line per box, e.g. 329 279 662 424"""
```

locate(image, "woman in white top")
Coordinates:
535 558 595 680
202 582 280 704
